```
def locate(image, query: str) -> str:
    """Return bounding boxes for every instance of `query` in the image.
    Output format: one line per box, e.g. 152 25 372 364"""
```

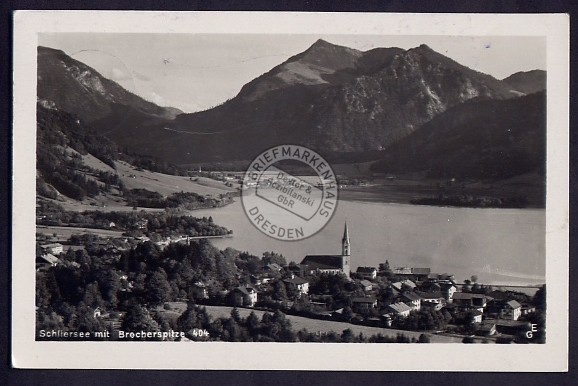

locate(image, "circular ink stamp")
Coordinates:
241 145 338 241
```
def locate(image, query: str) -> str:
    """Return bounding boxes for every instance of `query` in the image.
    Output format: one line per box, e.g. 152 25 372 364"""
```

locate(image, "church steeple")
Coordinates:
341 222 351 278
342 222 350 256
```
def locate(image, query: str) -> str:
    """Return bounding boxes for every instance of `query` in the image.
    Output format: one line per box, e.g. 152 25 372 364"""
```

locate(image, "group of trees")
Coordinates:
393 308 450 331
124 189 233 210
411 194 529 209
36 232 292 339
171 304 430 343
37 104 123 201
37 203 231 238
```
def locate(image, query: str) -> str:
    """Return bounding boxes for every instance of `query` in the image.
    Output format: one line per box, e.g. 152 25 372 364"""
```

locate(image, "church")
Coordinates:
299 222 351 278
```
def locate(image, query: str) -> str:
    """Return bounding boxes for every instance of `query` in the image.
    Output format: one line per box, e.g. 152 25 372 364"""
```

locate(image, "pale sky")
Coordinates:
39 34 546 113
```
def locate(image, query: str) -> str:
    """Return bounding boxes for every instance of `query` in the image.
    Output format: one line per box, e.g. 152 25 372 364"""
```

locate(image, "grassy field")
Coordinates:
36 225 125 239
158 302 463 343
40 154 240 212
80 152 116 173
115 161 237 197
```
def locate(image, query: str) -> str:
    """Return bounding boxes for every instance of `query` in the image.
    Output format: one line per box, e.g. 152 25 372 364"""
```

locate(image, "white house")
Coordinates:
401 292 422 311
40 243 63 255
500 300 522 320
283 276 309 296
385 302 412 318
356 266 377 280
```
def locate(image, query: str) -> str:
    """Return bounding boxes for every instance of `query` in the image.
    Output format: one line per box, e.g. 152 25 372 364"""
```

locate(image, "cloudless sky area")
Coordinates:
39 34 546 113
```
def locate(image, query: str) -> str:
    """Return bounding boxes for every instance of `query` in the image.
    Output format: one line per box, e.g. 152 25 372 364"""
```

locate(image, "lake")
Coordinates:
187 199 545 286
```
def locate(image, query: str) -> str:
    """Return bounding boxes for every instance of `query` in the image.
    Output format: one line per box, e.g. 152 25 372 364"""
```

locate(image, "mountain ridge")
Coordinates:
37 40 546 182
37 46 182 123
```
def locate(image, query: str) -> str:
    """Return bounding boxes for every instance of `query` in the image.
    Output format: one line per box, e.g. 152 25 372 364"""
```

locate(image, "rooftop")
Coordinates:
351 297 377 304
356 266 377 273
283 276 308 285
386 302 412 314
301 255 344 270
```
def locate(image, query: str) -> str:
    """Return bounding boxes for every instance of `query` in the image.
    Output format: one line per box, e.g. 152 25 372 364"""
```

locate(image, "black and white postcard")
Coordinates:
12 11 569 370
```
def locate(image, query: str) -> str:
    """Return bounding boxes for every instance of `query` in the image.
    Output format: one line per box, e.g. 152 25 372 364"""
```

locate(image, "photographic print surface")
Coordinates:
13 12 568 370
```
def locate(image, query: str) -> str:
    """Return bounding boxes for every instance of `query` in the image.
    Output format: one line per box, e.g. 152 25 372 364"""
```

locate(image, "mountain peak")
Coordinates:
304 38 360 54
312 38 331 46
409 43 435 54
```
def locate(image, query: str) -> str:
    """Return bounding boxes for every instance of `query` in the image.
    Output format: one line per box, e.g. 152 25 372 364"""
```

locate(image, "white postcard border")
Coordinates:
12 11 569 371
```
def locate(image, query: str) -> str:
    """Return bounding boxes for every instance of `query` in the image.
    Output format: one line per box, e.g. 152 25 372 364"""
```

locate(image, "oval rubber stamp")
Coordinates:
241 145 338 241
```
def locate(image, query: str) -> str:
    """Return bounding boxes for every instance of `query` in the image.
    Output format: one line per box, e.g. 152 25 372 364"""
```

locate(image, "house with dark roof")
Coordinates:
439 282 457 302
476 321 497 336
191 282 209 300
230 286 258 307
391 280 416 293
493 319 530 335
416 291 446 311
301 255 346 276
356 266 377 280
287 264 308 278
351 297 377 313
359 279 373 292
283 276 309 296
400 291 422 311
420 281 442 293
456 309 483 324
300 223 351 278
265 263 283 272
392 267 431 281
452 292 489 313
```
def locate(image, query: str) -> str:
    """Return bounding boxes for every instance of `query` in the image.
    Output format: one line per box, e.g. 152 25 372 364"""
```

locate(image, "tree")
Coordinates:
533 284 546 310
273 280 288 301
36 309 66 339
230 307 242 323
121 305 161 339
418 334 431 343
341 328 355 343
36 273 53 309
75 304 105 337
462 279 472 293
262 252 287 267
82 281 105 309
145 269 172 306
341 306 354 322
246 311 260 336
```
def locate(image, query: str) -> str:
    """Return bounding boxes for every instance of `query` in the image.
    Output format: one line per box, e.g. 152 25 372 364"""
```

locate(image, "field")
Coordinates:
41 155 240 213
36 225 125 239
157 302 464 343
115 160 237 197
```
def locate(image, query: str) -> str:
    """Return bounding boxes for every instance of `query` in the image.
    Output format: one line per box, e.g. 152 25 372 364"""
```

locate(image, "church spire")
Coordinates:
342 222 350 256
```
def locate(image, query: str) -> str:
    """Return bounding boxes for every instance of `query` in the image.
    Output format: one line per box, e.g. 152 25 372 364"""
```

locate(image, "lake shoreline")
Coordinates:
337 186 545 209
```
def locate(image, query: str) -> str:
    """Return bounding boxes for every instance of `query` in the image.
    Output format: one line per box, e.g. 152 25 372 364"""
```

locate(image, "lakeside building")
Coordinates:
300 223 351 278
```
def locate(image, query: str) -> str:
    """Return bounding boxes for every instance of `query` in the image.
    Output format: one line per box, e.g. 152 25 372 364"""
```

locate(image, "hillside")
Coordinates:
36 104 236 210
370 92 546 182
502 70 546 95
37 46 181 140
37 41 547 188
157 41 520 163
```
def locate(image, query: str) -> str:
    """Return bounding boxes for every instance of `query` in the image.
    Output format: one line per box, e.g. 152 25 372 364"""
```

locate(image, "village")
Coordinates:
35 209 545 344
